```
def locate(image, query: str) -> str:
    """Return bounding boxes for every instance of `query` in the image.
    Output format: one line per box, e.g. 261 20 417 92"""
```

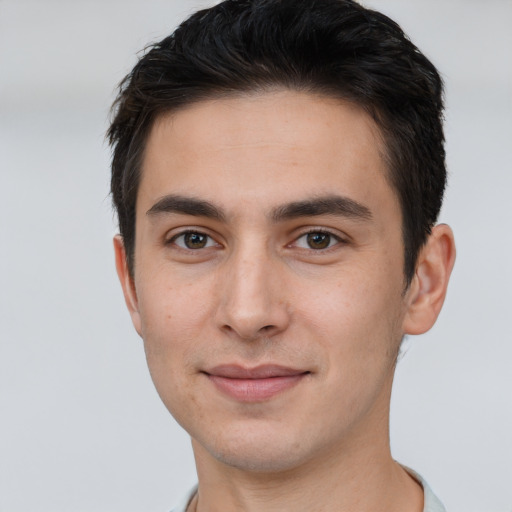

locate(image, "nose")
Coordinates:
215 245 290 341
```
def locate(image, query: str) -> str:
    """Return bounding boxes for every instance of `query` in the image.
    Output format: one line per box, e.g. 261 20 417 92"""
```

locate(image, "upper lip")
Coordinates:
205 364 309 379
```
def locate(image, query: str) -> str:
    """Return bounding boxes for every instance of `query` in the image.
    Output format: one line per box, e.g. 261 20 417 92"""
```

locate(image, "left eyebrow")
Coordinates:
271 195 372 222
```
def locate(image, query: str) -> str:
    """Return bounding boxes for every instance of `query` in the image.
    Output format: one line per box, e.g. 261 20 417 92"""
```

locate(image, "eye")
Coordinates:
170 231 217 250
294 231 341 250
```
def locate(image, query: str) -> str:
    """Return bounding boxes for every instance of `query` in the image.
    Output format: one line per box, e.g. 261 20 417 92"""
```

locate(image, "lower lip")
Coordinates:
207 374 307 402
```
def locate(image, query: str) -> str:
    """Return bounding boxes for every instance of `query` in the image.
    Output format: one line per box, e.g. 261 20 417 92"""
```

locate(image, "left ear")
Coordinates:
402 224 456 335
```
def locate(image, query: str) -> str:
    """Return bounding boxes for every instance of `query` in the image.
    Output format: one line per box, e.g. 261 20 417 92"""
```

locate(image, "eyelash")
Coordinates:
166 228 346 252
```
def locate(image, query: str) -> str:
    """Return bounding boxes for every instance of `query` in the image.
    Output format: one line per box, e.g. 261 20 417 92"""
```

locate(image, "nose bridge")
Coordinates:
216 237 288 339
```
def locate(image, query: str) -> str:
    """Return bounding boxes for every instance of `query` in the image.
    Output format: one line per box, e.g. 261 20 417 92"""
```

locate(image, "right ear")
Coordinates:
113 235 142 337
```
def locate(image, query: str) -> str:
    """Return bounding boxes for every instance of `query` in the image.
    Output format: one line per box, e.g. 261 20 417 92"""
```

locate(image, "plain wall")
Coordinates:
1 1 511 511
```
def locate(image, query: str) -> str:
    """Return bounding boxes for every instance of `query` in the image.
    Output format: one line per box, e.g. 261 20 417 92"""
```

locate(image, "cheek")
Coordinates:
136 272 212 365
136 277 208 421
294 263 405 357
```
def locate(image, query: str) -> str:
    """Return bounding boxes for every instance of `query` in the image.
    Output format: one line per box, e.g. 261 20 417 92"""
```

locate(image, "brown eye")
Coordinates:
171 231 216 250
306 232 332 249
293 230 341 251
184 232 208 249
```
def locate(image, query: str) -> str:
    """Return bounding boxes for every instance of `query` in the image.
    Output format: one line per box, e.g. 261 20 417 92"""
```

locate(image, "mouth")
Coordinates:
203 364 310 402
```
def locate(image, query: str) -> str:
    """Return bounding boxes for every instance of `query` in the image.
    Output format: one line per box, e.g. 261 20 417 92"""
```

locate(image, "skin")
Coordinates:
115 90 455 512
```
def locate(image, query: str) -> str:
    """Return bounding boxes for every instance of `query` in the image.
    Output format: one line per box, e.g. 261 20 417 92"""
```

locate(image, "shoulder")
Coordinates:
404 467 446 512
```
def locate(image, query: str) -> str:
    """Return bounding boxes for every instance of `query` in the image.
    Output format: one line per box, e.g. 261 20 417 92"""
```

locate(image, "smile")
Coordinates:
204 365 310 402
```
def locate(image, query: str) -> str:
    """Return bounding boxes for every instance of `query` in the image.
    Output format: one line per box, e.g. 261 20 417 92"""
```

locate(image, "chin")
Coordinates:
193 422 317 474
211 445 307 473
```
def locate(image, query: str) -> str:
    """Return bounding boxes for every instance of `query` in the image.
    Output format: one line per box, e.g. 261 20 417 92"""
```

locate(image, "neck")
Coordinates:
190 423 423 512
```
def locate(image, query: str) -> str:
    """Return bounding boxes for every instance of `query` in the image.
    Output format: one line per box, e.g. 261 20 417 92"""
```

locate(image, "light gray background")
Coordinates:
1 1 511 511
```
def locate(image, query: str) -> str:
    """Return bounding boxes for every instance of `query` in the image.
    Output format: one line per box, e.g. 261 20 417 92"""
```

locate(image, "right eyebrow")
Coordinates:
146 194 226 222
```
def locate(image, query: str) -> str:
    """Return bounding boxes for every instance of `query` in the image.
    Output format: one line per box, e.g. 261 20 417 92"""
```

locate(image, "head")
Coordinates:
109 0 446 286
109 0 455 476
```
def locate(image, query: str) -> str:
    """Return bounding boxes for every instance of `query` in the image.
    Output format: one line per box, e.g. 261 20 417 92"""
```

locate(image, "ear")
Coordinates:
402 224 456 335
113 235 142 337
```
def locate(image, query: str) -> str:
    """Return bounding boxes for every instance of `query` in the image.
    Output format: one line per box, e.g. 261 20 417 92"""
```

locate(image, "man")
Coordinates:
108 0 456 510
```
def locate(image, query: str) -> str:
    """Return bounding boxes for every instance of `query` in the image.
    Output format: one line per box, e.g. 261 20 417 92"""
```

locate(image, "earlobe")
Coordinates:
113 235 142 337
402 224 456 335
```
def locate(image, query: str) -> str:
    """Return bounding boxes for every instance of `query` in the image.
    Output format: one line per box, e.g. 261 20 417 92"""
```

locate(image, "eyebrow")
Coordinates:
271 195 372 222
146 194 226 221
146 194 372 223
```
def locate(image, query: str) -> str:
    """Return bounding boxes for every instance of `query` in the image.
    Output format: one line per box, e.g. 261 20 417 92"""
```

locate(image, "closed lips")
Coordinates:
204 365 310 402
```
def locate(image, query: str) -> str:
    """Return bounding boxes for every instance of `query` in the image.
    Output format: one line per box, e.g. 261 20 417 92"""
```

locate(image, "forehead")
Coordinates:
138 90 397 217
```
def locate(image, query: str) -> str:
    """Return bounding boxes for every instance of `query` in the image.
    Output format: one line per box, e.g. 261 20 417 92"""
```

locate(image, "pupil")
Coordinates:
307 232 330 249
185 233 207 249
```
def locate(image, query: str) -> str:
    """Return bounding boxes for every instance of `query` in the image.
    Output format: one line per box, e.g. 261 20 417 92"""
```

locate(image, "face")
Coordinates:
119 90 418 473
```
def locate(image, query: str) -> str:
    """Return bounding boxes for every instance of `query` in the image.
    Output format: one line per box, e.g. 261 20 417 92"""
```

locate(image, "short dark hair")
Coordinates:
108 0 446 284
